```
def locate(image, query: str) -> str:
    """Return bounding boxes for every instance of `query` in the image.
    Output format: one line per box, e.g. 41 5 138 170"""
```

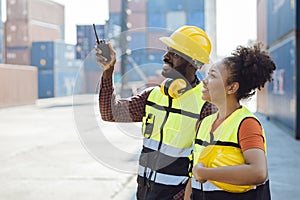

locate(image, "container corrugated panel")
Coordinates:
7 0 64 25
0 26 4 63
166 11 186 31
109 13 121 27
82 70 102 94
82 52 102 71
146 30 170 50
147 0 166 13
168 0 186 11
29 20 63 41
147 12 166 28
38 69 54 98
54 67 83 97
187 11 205 30
0 64 37 107
31 41 75 68
109 0 121 13
6 46 31 65
76 25 105 60
267 0 296 45
28 0 64 26
5 20 30 47
6 0 28 20
268 35 296 130
187 0 204 11
128 13 146 30
129 0 146 12
257 0 267 45
128 32 146 50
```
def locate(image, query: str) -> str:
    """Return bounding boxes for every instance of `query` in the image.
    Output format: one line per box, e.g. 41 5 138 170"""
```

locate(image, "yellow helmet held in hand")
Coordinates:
198 145 255 193
159 26 211 64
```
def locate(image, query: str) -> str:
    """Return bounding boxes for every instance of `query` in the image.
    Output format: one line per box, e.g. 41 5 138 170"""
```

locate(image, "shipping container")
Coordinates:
54 67 83 97
0 64 37 107
0 22 4 63
168 0 186 11
256 0 268 114
5 20 64 47
146 30 171 50
128 32 146 50
147 0 167 13
38 66 83 98
187 0 204 11
128 0 146 12
82 70 102 94
187 11 205 30
267 0 296 45
6 46 31 65
268 35 296 131
128 13 146 30
147 12 166 28
109 0 121 13
76 25 105 59
166 11 186 30
31 41 75 68
7 0 64 26
38 69 54 98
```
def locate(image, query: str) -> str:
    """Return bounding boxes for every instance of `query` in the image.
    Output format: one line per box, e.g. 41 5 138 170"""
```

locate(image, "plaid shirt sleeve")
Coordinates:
199 101 218 120
99 77 152 122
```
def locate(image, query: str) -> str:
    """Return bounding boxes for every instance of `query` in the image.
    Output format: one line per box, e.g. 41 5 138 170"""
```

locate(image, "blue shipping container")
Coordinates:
147 0 167 12
187 0 204 11
31 41 75 68
267 0 296 45
38 69 54 98
187 11 205 30
147 12 166 28
268 35 296 130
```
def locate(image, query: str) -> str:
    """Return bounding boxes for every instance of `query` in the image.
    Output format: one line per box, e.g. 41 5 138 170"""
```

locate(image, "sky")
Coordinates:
2 0 256 57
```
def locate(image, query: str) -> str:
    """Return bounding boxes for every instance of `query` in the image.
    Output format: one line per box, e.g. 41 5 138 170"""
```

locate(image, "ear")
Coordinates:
227 82 239 95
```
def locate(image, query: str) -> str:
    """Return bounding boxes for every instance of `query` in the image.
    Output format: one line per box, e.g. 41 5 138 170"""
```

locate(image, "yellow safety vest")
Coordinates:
192 106 267 192
139 83 206 185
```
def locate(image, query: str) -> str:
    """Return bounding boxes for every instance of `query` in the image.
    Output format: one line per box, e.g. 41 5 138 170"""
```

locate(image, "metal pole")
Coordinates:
120 0 129 97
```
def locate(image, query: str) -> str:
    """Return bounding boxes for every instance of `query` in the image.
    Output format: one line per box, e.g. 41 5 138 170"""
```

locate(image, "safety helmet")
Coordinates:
160 26 211 65
198 145 255 193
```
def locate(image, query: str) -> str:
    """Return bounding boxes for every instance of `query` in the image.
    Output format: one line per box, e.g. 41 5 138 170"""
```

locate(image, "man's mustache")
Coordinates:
163 59 173 66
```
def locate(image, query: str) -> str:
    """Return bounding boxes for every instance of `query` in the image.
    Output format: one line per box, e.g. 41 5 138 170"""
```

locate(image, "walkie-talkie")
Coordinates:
93 24 111 62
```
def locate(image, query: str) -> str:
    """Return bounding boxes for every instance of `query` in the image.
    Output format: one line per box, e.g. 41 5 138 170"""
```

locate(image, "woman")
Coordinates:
190 43 276 200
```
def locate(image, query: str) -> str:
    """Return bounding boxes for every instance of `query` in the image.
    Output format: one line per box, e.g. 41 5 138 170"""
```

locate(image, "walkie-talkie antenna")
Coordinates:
93 24 100 44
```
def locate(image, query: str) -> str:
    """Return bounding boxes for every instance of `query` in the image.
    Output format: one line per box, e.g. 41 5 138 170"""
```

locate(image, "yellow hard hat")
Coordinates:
159 26 211 64
198 145 255 193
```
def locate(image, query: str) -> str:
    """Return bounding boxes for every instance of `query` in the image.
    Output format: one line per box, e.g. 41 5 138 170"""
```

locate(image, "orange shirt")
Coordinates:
210 117 265 152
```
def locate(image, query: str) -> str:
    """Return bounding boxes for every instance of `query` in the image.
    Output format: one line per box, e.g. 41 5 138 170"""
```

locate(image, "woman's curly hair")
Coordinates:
223 42 276 101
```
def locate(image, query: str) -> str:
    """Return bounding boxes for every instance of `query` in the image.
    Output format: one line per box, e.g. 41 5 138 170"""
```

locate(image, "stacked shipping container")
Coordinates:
31 41 82 98
5 0 64 65
265 0 299 138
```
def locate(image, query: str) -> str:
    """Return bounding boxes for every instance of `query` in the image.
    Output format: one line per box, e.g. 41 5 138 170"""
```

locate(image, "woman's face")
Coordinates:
202 61 230 104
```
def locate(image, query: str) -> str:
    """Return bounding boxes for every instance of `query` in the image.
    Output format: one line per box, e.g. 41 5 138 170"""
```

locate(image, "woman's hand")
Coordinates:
192 162 207 183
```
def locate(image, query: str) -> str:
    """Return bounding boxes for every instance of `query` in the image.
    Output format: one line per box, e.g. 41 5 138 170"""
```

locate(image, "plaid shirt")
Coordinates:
99 77 217 123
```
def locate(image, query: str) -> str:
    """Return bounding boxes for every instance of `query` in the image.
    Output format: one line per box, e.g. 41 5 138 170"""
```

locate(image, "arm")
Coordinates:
99 76 152 122
184 179 192 200
193 118 268 185
199 102 218 120
96 43 152 122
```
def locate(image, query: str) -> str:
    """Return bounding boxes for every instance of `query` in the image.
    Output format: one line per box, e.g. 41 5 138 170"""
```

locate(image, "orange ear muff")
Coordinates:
160 78 188 98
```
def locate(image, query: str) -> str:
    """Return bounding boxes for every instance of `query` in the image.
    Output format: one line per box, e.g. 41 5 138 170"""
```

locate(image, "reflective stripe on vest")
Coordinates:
143 137 193 157
192 177 222 191
138 165 189 185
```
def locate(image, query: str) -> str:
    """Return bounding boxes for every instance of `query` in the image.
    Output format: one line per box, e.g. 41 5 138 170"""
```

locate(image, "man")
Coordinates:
96 26 216 200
